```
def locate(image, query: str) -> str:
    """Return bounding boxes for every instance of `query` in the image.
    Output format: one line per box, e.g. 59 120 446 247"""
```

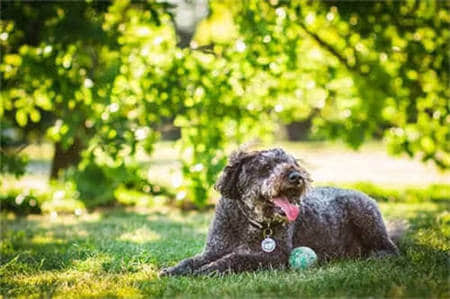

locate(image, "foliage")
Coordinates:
0 157 174 215
67 154 171 208
222 0 450 167
1 0 449 206
0 150 28 178
0 183 84 216
308 1 450 168
0 189 42 215
1 200 449 297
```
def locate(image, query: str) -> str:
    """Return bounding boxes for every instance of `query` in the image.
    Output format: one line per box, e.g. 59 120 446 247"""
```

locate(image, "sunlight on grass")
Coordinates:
7 270 153 298
379 201 449 252
21 144 54 160
413 228 449 252
379 202 444 219
31 235 66 245
73 255 112 273
118 227 161 244
30 212 102 227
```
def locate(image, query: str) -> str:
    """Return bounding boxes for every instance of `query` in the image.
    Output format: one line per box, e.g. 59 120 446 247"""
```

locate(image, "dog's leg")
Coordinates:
348 195 399 257
159 252 221 276
193 251 289 275
160 199 239 276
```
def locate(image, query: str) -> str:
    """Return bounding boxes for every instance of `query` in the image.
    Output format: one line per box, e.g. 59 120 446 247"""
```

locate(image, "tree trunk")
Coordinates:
285 119 312 141
50 137 84 179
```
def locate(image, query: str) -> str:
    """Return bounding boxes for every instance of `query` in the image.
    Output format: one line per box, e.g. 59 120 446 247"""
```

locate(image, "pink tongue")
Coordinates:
273 197 299 222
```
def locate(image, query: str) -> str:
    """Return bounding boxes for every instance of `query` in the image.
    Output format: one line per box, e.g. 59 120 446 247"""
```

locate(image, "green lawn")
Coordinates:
2 141 449 297
1 200 449 298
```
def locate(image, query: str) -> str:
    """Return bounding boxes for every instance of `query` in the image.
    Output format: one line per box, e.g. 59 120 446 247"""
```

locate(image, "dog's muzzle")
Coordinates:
288 171 302 183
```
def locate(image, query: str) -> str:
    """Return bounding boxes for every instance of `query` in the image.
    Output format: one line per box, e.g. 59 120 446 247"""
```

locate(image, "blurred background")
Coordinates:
1 0 449 214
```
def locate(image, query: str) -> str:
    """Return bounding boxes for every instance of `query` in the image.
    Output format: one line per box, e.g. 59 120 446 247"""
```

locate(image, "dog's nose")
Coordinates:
288 171 302 183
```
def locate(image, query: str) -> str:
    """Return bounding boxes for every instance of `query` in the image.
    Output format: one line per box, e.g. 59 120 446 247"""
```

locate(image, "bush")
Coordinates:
0 189 42 215
67 157 172 208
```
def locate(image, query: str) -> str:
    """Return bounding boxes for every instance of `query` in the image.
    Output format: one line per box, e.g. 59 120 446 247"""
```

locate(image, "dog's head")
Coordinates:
215 148 312 223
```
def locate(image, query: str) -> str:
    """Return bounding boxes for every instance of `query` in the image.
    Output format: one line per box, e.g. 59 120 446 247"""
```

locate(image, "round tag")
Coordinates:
261 237 276 252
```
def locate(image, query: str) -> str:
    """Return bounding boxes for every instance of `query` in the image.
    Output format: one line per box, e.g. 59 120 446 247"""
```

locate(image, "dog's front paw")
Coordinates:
159 259 194 277
159 267 174 277
159 265 188 277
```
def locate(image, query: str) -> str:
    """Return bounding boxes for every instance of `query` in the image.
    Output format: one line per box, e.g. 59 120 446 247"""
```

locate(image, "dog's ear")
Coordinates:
214 150 250 199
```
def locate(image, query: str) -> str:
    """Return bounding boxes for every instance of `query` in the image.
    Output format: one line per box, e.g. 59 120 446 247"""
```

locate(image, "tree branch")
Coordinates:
298 22 362 75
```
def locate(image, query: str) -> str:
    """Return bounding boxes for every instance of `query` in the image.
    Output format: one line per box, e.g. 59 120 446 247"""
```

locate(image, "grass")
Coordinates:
1 200 449 298
1 141 449 297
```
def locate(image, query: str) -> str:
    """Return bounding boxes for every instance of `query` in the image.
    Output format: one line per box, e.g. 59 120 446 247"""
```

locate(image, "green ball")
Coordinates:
289 246 318 270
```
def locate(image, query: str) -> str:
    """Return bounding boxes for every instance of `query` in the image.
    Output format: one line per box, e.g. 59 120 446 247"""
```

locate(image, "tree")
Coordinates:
1 1 112 178
226 0 450 168
1 0 448 208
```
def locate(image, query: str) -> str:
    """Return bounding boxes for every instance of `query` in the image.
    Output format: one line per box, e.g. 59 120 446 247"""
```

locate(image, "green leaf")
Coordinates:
15 110 27 127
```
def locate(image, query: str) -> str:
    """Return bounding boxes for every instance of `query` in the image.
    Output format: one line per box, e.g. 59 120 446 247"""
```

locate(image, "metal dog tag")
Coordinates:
261 237 276 252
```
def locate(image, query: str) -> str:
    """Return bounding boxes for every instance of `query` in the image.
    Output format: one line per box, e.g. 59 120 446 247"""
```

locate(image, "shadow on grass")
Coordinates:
1 209 208 272
1 209 210 297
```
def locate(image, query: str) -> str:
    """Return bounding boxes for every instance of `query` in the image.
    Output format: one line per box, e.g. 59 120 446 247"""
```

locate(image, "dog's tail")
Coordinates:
386 219 409 244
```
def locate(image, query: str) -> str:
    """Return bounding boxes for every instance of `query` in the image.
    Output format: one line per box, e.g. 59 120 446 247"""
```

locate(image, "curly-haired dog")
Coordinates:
160 148 398 275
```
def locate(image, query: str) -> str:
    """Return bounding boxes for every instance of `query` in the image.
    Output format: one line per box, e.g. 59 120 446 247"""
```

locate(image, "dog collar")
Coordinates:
236 203 279 253
235 200 284 230
261 224 277 252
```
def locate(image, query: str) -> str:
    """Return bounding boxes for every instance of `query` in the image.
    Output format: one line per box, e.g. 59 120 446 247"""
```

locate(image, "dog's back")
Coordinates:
293 187 399 260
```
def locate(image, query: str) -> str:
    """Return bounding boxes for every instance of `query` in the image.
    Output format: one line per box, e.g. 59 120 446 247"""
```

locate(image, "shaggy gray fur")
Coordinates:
160 148 398 276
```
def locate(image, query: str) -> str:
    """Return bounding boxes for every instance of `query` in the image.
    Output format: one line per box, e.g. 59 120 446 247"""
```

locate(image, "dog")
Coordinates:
160 148 399 276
